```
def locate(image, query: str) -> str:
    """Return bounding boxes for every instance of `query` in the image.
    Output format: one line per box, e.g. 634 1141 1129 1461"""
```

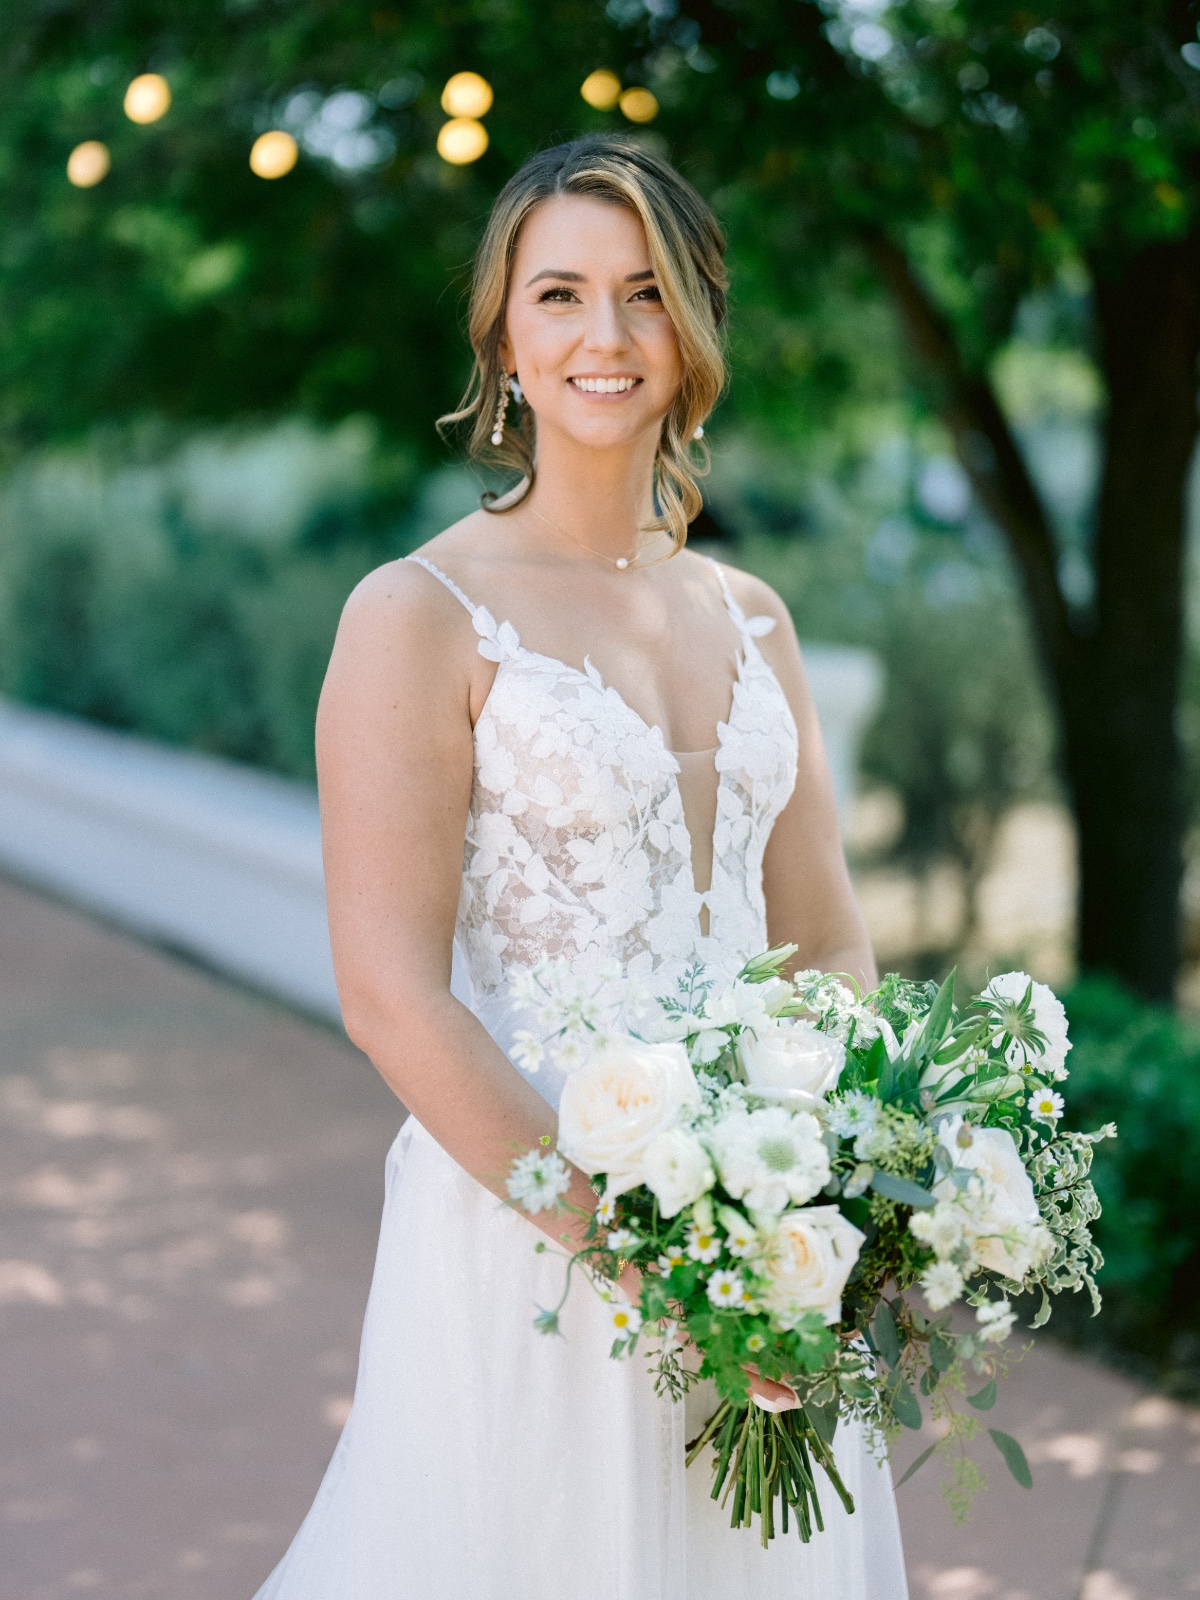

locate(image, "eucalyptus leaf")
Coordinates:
895 1440 939 1488
873 1301 901 1367
870 1171 936 1210
988 1428 1033 1489
890 1376 922 1430
967 1379 997 1410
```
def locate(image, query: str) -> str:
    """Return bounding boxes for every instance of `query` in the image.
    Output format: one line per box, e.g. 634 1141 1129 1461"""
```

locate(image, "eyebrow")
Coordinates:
524 267 657 287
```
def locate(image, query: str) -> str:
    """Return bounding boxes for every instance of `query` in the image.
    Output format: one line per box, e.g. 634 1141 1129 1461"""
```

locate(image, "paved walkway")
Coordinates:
1 875 1196 1600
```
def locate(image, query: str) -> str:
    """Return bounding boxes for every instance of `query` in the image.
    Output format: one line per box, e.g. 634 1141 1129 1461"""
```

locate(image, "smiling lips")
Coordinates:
570 375 641 394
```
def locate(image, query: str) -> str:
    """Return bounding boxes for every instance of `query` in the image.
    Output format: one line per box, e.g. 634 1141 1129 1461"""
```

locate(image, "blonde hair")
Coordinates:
439 135 728 551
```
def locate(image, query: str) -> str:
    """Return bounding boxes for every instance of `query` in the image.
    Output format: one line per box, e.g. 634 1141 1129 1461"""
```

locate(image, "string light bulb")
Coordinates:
67 141 111 187
124 73 171 124
580 70 622 110
250 130 299 178
440 72 493 118
437 117 489 164
619 87 659 123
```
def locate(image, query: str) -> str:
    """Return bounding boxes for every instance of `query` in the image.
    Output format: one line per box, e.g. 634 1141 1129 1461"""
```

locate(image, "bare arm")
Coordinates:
725 570 877 993
316 560 597 1244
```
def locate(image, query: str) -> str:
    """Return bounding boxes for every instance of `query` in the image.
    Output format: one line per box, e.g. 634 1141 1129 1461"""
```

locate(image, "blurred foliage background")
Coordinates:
2 0 1200 1386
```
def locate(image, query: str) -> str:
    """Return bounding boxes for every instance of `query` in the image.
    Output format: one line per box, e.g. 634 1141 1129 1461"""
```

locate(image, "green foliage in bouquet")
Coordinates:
507 950 1113 1546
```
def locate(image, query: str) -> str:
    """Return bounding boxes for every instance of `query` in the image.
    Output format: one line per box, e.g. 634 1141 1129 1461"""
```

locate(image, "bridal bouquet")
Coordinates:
505 949 1114 1546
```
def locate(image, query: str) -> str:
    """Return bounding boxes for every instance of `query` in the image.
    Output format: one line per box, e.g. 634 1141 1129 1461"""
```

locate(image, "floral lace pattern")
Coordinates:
408 556 799 1003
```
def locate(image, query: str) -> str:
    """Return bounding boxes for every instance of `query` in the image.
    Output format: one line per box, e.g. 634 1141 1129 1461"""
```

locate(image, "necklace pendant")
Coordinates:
616 557 629 570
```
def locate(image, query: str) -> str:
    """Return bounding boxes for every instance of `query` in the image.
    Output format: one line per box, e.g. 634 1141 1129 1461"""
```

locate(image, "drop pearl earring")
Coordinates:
490 378 509 447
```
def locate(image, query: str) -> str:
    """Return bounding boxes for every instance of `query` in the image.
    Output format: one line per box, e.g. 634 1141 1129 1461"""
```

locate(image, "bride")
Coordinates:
254 135 908 1599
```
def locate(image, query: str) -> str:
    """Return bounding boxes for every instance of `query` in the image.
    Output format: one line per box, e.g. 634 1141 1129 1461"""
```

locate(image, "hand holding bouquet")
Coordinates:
506 951 1114 1546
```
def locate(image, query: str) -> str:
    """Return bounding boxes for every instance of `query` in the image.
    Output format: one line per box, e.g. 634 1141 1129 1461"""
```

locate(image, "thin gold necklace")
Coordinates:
526 504 672 572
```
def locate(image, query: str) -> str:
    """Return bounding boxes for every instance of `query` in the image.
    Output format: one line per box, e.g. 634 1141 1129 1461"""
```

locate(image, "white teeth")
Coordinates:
572 376 637 393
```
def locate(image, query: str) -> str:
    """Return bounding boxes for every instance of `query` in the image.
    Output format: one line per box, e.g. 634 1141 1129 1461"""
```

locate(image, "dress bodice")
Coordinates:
408 554 799 1099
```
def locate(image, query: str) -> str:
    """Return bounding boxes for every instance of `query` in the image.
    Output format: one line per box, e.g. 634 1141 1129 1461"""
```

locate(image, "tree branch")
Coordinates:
860 226 1074 690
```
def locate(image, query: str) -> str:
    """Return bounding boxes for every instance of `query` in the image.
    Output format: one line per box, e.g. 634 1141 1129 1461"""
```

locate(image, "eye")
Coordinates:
630 284 662 303
536 286 579 304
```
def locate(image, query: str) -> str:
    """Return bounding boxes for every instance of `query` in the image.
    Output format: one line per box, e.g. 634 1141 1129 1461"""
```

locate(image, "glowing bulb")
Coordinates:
619 87 659 123
250 130 299 179
440 72 493 119
437 117 489 165
124 73 171 124
66 140 111 187
580 70 622 110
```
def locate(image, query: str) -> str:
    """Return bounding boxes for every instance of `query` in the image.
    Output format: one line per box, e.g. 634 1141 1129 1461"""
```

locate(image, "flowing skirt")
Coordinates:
253 1117 909 1600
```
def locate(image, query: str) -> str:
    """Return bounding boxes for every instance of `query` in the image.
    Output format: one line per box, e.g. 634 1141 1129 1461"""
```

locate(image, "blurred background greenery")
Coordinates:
2 0 1200 1391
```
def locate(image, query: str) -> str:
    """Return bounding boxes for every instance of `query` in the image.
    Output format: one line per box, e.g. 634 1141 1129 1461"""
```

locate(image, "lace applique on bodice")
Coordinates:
408 554 799 1009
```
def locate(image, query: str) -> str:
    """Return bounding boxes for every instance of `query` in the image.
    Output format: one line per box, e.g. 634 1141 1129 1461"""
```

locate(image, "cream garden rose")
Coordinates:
739 1020 846 1103
557 1040 701 1198
935 1117 1052 1281
760 1205 866 1328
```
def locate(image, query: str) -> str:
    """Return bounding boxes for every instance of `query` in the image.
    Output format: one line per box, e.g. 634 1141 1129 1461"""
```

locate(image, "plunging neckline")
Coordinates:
405 551 792 945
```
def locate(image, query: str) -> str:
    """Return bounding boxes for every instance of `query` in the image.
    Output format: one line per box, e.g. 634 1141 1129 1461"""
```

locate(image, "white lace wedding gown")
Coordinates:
254 555 908 1600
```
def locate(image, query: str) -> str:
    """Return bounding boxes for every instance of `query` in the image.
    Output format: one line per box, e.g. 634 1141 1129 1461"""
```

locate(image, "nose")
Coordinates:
582 291 629 355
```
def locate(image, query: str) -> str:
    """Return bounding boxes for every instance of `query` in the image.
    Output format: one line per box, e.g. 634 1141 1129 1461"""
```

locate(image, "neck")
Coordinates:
521 421 661 562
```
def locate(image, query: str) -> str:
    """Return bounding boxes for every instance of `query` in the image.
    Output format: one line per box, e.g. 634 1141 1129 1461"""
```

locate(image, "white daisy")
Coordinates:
706 1269 747 1309
1028 1087 1065 1124
720 1209 760 1260
609 1300 642 1338
685 1223 723 1264
596 1194 617 1226
657 1247 688 1275
606 1228 641 1254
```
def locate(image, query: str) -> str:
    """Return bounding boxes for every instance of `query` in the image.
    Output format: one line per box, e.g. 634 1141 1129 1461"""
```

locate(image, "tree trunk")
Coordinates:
1061 239 1200 999
866 228 1200 1000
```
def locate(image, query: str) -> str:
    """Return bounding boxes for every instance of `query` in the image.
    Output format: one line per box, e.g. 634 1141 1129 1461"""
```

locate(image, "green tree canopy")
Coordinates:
4 0 1200 999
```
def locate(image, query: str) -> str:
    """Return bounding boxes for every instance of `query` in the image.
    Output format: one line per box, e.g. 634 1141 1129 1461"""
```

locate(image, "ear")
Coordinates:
496 325 513 374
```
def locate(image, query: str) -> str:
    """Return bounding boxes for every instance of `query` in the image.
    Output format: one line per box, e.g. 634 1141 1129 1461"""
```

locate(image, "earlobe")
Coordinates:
497 328 513 370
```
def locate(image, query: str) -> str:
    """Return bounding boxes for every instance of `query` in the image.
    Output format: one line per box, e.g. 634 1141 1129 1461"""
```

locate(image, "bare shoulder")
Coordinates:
337 547 473 653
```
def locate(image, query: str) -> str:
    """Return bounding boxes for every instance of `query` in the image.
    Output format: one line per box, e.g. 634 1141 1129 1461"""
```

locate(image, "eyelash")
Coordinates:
534 285 662 304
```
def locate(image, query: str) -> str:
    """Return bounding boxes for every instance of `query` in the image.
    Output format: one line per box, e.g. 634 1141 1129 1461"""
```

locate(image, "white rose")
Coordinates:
557 1039 701 1198
936 1117 1049 1281
641 1127 715 1217
761 1206 866 1328
739 1020 846 1105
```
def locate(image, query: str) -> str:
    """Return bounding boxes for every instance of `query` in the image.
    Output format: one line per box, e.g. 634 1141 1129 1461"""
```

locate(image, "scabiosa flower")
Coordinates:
1028 1086 1065 1125
507 1149 571 1213
706 1270 747 1309
685 1223 723 1263
709 1106 830 1215
920 1260 965 1311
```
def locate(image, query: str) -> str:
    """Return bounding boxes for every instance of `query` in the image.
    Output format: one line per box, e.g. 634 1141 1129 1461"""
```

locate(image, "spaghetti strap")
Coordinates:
707 556 778 644
405 554 479 617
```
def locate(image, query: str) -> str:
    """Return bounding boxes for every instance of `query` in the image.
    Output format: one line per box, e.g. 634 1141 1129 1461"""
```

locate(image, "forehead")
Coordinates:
511 192 651 278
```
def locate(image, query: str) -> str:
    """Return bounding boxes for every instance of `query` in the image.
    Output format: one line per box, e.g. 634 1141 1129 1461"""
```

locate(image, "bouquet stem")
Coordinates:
686 1400 856 1549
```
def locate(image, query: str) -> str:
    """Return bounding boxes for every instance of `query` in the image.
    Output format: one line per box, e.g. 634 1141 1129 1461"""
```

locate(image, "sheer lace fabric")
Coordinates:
252 556 909 1600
